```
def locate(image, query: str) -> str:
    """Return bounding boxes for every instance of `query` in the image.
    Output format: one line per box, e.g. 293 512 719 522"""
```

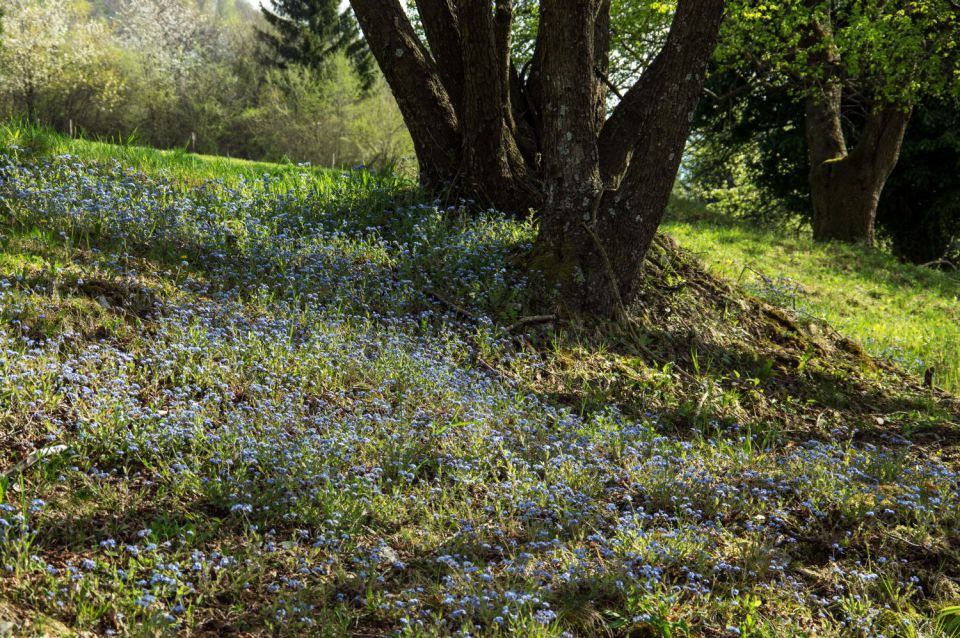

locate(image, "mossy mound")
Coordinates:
510 235 959 459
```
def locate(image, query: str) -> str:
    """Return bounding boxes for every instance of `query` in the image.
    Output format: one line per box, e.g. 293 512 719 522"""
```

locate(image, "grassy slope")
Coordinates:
0 131 958 637
9 123 959 392
0 121 338 186
664 201 960 392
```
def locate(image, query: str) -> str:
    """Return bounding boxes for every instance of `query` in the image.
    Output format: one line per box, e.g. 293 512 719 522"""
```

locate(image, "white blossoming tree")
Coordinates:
0 0 116 121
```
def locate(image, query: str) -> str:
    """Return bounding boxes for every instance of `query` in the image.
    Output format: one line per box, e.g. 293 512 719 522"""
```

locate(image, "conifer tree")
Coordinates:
259 0 374 89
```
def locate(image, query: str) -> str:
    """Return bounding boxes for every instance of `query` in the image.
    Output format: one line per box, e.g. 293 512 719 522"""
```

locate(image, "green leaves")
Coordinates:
717 0 960 104
938 605 960 637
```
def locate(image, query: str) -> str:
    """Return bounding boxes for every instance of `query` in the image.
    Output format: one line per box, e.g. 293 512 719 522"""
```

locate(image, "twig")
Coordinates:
506 314 558 332
476 355 516 380
3 445 69 481
424 287 478 322
880 529 924 549
920 258 957 271
594 66 625 101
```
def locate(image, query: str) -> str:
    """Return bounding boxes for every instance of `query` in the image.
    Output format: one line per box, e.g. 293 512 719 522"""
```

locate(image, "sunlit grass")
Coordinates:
665 200 960 392
0 120 345 186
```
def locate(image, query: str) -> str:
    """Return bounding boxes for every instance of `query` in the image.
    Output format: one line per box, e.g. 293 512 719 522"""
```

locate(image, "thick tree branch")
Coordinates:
848 105 912 178
455 0 535 209
804 88 847 166
593 0 612 130
592 0 726 303
801 0 848 167
524 25 545 143
349 0 461 187
597 0 725 188
539 0 604 206
494 0 514 119
414 0 465 113
509 62 540 163
457 0 507 143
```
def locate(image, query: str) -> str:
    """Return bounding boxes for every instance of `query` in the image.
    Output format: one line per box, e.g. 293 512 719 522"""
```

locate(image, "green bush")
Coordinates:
0 0 413 171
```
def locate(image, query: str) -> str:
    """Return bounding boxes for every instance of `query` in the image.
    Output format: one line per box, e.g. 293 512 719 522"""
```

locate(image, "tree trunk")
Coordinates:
809 160 884 245
806 93 911 246
801 4 911 246
349 0 727 315
533 0 726 313
25 82 37 124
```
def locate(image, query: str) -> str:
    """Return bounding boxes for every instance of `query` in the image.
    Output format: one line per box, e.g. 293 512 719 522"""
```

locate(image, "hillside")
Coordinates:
0 134 958 637
665 200 960 393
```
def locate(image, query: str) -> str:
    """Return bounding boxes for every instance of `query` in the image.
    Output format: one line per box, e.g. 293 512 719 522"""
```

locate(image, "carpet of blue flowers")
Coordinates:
0 153 958 637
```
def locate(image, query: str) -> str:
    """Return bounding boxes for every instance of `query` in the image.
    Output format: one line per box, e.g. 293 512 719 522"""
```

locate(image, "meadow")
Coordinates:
0 132 958 637
665 200 960 393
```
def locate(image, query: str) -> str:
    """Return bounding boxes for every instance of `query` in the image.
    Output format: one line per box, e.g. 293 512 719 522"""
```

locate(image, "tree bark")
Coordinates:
349 0 727 315
806 94 911 246
350 0 461 189
456 0 538 211
534 0 726 313
413 0 464 114
800 3 911 246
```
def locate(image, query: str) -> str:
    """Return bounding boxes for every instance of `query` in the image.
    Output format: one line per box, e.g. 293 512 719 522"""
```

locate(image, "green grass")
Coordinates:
0 128 957 637
0 120 340 186
665 199 960 392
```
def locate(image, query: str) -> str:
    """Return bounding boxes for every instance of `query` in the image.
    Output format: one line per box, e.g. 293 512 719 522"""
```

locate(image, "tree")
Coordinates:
348 0 726 315
260 0 375 90
712 0 960 245
0 0 114 123
693 78 960 264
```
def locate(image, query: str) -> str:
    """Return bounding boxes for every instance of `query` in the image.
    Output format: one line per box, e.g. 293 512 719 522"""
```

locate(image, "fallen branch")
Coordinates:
919 259 957 271
506 314 557 332
424 287 478 322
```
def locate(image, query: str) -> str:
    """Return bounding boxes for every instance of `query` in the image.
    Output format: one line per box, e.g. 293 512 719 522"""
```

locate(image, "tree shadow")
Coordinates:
518 235 960 449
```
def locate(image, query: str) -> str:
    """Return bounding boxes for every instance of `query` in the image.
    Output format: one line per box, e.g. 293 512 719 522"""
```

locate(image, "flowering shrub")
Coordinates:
0 154 956 636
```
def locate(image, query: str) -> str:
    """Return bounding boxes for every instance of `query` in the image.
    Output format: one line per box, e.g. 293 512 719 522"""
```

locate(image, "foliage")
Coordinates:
260 0 375 90
0 0 119 121
0 0 411 170
691 85 960 263
938 606 960 637
607 0 676 88
240 56 411 171
717 0 960 104
506 0 676 93
693 0 960 257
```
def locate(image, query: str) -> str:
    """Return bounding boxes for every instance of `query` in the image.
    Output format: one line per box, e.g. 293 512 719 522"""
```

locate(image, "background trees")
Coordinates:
259 0 375 90
4 0 960 272
0 0 117 123
0 0 411 170
701 0 960 246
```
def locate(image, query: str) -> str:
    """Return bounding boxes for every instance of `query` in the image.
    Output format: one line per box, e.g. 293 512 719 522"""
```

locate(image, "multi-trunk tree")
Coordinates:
348 0 726 315
713 0 960 245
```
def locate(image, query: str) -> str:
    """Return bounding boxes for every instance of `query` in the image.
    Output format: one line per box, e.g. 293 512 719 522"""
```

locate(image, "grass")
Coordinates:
0 126 957 637
0 120 346 186
665 198 960 392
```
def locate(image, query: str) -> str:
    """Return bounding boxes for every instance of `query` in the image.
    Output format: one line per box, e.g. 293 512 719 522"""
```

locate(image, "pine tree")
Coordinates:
259 0 374 90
